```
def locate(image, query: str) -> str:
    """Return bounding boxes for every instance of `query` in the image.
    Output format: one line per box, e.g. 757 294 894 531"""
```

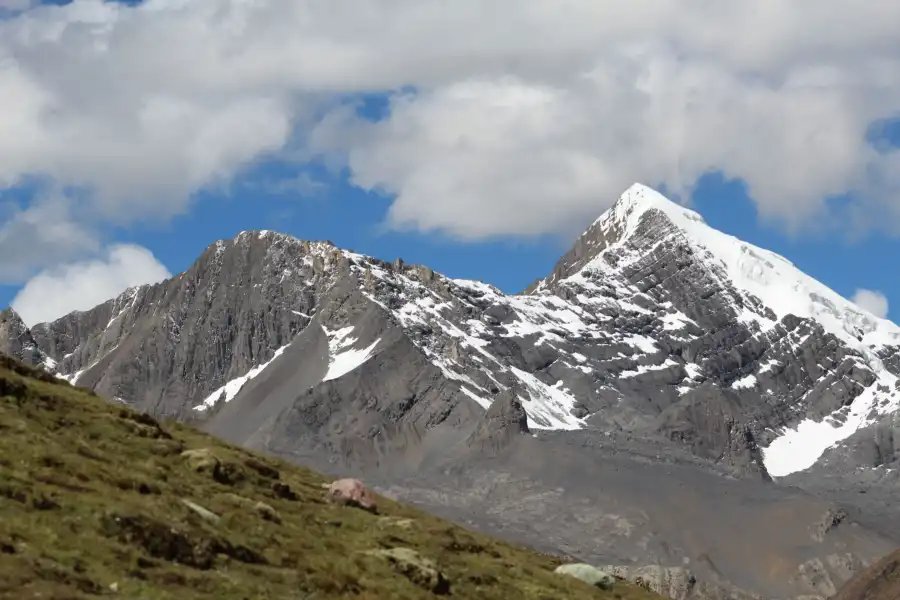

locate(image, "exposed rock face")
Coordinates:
599 565 699 599
24 233 348 419
654 383 771 481
790 554 868 598
466 389 530 455
5 183 900 600
0 308 46 368
831 548 900 600
202 278 481 477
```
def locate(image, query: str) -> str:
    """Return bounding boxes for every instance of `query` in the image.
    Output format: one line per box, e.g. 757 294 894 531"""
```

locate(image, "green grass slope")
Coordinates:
0 355 663 600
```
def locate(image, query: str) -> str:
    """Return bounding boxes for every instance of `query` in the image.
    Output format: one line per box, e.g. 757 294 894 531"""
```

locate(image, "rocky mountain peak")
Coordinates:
537 184 900 350
0 307 25 330
0 307 49 368
528 183 693 292
595 182 707 244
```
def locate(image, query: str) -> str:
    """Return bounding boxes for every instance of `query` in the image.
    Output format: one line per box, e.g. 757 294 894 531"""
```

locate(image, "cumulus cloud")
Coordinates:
0 0 32 11
0 196 100 283
852 288 890 319
0 0 899 240
10 244 171 326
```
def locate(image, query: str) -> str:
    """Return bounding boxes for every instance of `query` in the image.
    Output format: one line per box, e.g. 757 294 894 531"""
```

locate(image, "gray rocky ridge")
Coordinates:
0 308 46 368
4 183 900 600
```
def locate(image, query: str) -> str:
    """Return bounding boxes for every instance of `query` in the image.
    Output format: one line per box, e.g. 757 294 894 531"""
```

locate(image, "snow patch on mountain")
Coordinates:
58 343 122 386
731 374 758 390
619 358 679 379
764 373 900 477
509 367 584 430
58 369 83 385
344 256 605 427
684 363 704 380
460 386 492 410
322 325 380 381
194 345 289 412
105 286 141 330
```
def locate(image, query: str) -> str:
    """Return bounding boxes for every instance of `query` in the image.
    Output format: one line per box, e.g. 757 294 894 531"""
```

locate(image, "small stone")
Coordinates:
216 493 254 508
180 448 219 473
180 499 221 525
254 501 281 523
377 516 416 530
181 449 246 485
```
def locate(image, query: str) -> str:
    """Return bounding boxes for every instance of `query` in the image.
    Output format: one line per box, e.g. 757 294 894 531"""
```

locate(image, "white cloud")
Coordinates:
0 0 32 11
0 0 898 240
0 196 100 283
251 172 327 199
852 288 890 319
10 244 171 326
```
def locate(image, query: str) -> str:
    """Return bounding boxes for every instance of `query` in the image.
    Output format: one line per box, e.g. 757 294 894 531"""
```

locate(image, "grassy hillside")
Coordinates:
0 355 662 600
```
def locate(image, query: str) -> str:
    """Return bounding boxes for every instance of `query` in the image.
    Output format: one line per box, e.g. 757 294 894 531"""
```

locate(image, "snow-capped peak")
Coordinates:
596 182 707 236
591 183 900 350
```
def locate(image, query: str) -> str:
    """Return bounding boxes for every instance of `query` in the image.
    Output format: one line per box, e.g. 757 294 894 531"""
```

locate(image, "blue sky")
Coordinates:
1 0 899 325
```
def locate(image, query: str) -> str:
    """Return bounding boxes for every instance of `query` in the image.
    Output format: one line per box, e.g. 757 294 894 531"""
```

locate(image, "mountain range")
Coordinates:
4 183 900 600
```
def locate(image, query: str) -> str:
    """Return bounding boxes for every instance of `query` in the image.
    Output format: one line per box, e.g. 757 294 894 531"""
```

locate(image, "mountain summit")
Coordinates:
537 183 900 472
542 183 900 347
4 183 900 600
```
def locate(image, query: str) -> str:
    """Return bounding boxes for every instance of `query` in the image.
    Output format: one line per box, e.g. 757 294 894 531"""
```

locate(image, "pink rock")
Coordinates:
325 478 378 513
